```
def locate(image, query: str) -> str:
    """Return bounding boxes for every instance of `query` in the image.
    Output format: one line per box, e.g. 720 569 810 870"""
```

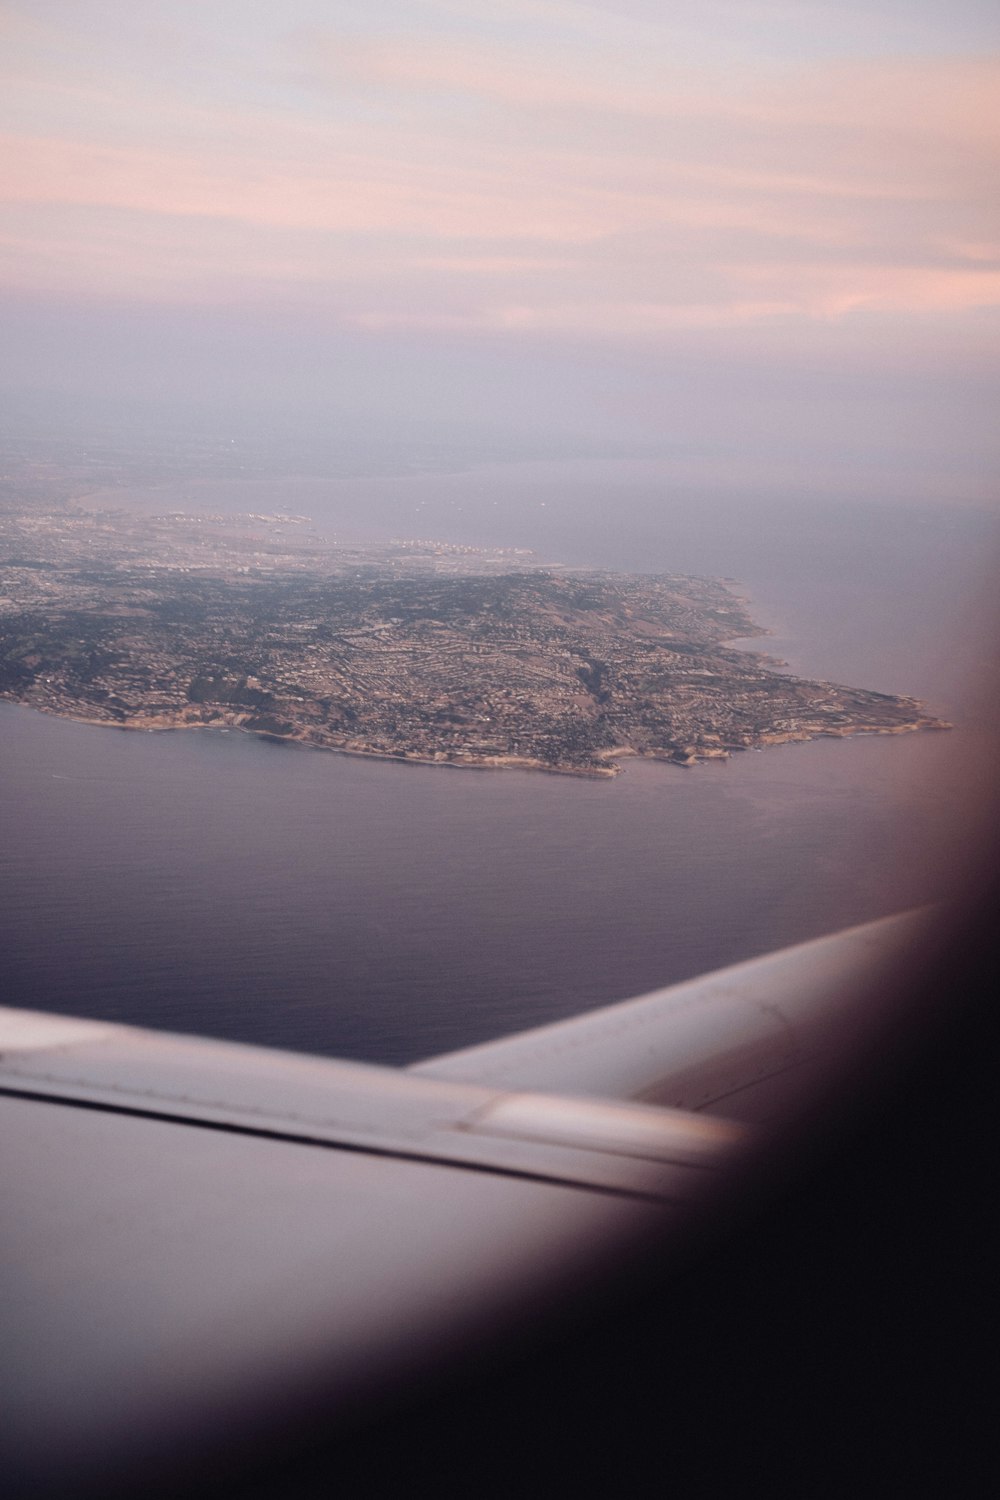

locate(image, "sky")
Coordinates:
1 0 998 501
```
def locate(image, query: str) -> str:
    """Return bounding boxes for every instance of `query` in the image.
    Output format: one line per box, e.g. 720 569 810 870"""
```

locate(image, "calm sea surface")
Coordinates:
3 463 997 1062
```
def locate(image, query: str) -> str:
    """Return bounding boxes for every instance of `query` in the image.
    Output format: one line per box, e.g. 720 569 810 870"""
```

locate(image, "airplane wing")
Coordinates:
410 908 932 1117
0 909 940 1498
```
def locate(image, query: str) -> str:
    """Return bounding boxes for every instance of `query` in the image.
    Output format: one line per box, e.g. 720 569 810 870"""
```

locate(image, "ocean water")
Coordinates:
2 465 997 1062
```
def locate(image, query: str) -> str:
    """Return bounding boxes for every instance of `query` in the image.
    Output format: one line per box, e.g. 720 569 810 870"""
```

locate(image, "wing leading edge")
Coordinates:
412 908 936 1121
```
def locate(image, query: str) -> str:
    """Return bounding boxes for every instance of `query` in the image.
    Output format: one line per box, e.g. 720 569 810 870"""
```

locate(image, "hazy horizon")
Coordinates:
2 1 998 508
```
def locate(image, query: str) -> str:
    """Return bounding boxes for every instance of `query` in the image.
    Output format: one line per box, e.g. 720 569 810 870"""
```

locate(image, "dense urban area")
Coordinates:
0 492 949 776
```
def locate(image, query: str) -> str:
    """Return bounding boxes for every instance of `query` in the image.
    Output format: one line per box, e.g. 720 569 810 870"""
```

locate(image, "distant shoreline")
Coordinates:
0 503 951 778
0 693 949 781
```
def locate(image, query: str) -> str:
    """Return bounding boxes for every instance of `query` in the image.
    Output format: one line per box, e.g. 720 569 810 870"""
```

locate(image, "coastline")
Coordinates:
0 512 952 779
0 693 949 780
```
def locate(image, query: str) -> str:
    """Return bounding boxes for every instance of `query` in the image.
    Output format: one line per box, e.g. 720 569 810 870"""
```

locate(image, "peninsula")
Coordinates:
0 502 949 776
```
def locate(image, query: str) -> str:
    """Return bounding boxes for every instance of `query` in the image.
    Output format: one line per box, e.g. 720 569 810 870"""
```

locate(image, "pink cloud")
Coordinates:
0 131 623 241
726 261 1000 317
2 35 998 331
